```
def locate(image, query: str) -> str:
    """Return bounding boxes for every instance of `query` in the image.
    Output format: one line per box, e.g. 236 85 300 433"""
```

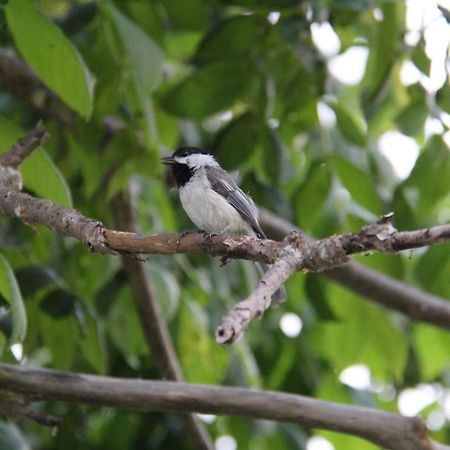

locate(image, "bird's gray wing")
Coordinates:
206 166 266 238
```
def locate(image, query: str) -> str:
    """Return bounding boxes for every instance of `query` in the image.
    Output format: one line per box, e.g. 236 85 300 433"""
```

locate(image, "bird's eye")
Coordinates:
181 151 188 157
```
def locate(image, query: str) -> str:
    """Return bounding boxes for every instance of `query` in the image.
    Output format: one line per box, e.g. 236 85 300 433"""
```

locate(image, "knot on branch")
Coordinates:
215 302 252 345
82 221 116 254
0 166 22 191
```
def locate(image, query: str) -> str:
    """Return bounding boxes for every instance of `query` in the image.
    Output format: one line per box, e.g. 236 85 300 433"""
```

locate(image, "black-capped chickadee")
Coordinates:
162 147 286 302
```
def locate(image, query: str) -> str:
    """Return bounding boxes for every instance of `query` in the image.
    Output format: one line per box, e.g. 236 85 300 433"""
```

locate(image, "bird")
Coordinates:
162 146 286 302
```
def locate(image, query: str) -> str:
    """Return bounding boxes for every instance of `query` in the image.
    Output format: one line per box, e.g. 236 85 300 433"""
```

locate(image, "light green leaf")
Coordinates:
414 324 450 380
0 253 27 344
0 116 72 207
21 149 72 207
107 4 164 94
178 301 229 384
328 102 367 146
0 422 30 450
5 0 94 118
333 156 384 215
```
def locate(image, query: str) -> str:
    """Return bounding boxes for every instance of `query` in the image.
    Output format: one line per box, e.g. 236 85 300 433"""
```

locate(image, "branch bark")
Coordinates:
1 123 450 340
0 363 446 450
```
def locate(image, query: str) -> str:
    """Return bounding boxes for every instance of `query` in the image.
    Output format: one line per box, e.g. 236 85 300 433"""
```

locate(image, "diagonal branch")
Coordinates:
0 363 447 450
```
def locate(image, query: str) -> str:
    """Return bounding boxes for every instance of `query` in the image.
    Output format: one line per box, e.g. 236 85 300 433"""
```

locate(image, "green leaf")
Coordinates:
294 161 332 230
0 253 27 344
178 301 229 384
159 61 250 118
395 84 427 136
213 112 256 169
328 102 367 146
106 4 164 93
411 38 430 75
436 83 450 112
21 149 73 207
333 156 384 215
403 135 450 214
79 308 107 374
361 2 400 105
194 15 264 64
162 0 210 31
5 0 94 118
414 324 450 380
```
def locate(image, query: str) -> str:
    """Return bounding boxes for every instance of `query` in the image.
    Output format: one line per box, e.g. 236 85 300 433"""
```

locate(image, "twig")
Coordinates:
0 48 76 128
0 363 447 450
260 209 450 331
0 121 49 168
112 190 214 450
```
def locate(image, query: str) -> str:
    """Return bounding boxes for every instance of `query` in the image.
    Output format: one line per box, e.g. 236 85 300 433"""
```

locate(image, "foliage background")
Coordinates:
0 0 449 449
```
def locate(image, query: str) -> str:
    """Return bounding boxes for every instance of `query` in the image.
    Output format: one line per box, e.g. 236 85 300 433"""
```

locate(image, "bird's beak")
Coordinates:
161 156 175 165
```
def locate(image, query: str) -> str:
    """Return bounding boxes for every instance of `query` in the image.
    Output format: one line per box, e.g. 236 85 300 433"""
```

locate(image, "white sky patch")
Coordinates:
406 0 449 92
400 60 422 86
197 413 216 424
398 384 442 416
427 409 446 431
425 117 445 138
339 364 372 390
306 436 335 450
317 101 337 128
441 389 450 419
378 131 420 180
311 22 341 58
215 435 237 450
279 312 303 338
268 11 281 25
328 46 369 85
10 343 23 361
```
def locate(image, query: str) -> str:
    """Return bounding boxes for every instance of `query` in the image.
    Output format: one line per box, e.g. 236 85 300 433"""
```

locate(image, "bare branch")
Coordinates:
0 120 49 168
0 48 76 128
113 191 214 450
260 209 450 329
0 363 446 450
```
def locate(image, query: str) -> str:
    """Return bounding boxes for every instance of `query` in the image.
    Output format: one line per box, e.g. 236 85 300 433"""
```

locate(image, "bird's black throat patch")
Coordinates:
172 163 194 187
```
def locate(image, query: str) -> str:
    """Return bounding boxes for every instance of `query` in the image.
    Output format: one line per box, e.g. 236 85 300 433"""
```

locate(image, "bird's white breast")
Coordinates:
179 168 250 234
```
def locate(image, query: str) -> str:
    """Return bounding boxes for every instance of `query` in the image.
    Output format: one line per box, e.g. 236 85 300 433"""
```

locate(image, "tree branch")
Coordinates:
112 190 214 450
1 124 450 340
0 48 76 128
0 363 446 450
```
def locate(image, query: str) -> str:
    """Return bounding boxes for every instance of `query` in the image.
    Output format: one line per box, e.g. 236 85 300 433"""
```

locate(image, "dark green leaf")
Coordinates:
213 112 256 169
195 15 265 64
0 253 27 344
436 83 450 112
5 0 94 118
15 266 57 297
395 84 428 136
333 156 384 215
39 289 77 318
162 0 210 31
411 38 430 75
403 135 450 214
160 61 250 118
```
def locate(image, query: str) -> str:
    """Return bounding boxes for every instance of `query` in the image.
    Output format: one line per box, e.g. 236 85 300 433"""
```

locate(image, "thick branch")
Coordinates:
112 191 213 450
0 363 446 450
0 48 76 128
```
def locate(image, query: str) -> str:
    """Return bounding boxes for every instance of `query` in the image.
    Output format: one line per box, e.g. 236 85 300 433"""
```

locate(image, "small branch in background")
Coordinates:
112 190 214 450
0 363 447 450
0 48 76 128
0 120 49 169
